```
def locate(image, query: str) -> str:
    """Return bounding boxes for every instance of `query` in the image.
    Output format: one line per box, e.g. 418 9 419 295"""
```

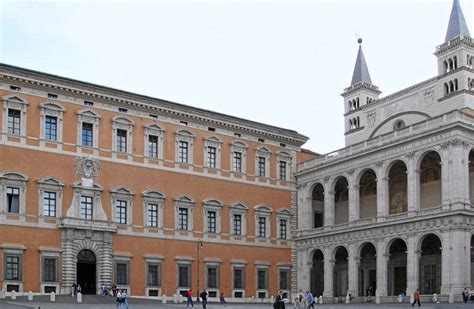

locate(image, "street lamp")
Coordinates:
196 238 203 302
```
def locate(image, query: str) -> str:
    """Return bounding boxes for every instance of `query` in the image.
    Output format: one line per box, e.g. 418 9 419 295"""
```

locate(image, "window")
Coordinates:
148 135 158 158
80 196 93 220
115 200 127 224
233 214 242 235
6 187 20 213
42 258 57 282
116 129 127 153
233 268 245 289
279 219 287 239
116 262 128 285
147 263 161 286
207 146 217 168
207 211 216 233
207 266 219 289
5 255 20 280
118 108 128 113
84 101 94 106
44 115 57 141
258 217 266 238
43 191 56 217
81 122 93 147
178 208 188 230
276 208 291 239
279 269 289 290
178 264 191 287
233 152 242 173
279 161 287 181
148 203 158 227
10 86 21 91
178 141 188 163
257 269 268 290
277 152 291 182
47 93 58 99
258 157 266 177
7 109 21 135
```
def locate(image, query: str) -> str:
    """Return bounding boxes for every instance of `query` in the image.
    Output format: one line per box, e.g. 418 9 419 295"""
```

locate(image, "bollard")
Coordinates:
162 294 167 304
50 291 56 302
448 292 454 304
71 289 74 297
173 293 178 303
77 292 82 303
28 291 33 301
398 294 402 303
433 293 437 303
179 294 184 303
409 293 414 304
345 294 350 304
376 294 381 304
0 290 5 299
11 290 17 300
319 296 323 304
270 296 274 304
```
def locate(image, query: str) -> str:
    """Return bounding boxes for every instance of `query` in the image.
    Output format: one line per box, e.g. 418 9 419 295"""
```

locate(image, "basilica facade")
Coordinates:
294 0 474 302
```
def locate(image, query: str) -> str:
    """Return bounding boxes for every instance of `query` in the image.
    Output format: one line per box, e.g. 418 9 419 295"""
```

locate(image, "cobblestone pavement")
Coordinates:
0 295 473 309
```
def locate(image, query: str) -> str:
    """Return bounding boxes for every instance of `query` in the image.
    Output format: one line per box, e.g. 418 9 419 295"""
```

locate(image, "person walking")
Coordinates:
219 292 226 306
304 290 314 309
274 290 286 309
294 290 304 309
199 290 208 309
116 290 123 308
187 289 194 308
462 289 468 303
411 288 421 307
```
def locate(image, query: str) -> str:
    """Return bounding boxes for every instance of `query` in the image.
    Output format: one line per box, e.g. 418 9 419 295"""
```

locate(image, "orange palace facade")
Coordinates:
0 64 314 299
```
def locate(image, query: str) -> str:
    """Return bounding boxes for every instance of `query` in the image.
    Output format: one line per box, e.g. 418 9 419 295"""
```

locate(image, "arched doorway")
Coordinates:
77 249 96 294
311 184 324 228
334 177 349 224
358 243 376 297
419 234 442 294
388 239 407 296
419 151 441 209
310 249 324 297
388 161 408 215
333 246 348 297
359 170 377 219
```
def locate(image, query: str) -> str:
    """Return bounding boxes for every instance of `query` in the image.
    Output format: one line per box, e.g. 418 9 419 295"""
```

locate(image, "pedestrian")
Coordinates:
304 290 314 309
462 289 468 303
274 290 285 309
112 283 117 297
294 290 304 309
199 290 208 309
77 284 81 294
121 289 129 309
411 288 421 307
72 283 77 296
116 290 123 308
186 289 194 307
220 292 226 306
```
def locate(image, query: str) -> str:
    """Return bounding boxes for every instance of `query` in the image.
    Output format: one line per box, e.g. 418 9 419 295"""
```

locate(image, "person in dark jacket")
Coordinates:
274 290 286 309
199 290 208 309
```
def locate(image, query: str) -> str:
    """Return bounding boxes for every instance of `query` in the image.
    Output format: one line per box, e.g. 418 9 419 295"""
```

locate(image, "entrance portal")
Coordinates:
77 249 96 294
388 239 407 296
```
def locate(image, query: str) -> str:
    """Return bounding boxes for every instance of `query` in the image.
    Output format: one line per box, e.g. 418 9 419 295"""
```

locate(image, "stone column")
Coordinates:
375 162 388 221
375 240 387 297
446 139 470 209
440 142 450 208
297 184 311 230
348 182 360 222
324 190 335 227
323 248 334 298
441 228 471 294
406 235 419 298
406 152 419 215
296 249 309 294
348 244 359 297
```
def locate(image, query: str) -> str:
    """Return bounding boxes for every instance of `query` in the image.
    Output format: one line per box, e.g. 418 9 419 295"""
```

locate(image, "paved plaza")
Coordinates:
0 296 473 309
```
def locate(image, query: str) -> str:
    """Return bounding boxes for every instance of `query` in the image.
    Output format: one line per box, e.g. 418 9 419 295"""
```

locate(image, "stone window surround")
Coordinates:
1 244 26 293
276 208 291 240
203 199 223 235
229 202 249 237
255 147 271 178
144 124 165 160
175 129 195 164
110 187 134 226
174 195 195 231
254 204 272 239
39 102 65 143
204 258 221 293
231 260 247 297
67 181 107 221
2 95 29 137
230 141 248 174
276 151 292 182
76 109 101 148
112 116 134 154
0 171 28 216
142 190 165 229
277 265 291 291
37 176 65 218
175 256 193 291
144 255 164 289
255 262 270 297
203 136 223 169
38 247 61 293
113 254 132 289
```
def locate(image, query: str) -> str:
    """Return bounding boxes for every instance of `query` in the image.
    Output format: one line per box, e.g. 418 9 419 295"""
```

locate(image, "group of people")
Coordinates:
115 289 129 308
291 290 317 309
186 289 226 308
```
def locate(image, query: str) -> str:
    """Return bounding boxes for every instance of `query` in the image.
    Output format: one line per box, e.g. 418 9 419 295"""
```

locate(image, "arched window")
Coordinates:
454 79 458 91
419 151 441 209
359 169 377 219
393 120 405 131
334 177 349 224
453 56 457 69
311 184 324 228
388 161 408 215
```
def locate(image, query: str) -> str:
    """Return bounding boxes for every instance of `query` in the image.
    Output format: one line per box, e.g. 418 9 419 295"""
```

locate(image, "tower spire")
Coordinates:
445 0 471 42
350 38 373 86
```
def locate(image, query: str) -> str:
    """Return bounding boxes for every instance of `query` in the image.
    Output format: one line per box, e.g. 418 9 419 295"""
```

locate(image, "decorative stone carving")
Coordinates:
423 88 435 106
450 138 467 148
366 111 377 128
405 152 416 159
440 141 451 150
74 157 101 179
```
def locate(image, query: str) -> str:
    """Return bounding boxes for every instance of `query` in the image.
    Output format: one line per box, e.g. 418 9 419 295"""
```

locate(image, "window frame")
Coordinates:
0 172 28 215
174 195 195 232
254 204 272 239
2 95 29 137
144 124 165 160
114 258 130 286
205 263 220 290
230 141 248 174
37 177 64 218
112 116 134 154
76 109 100 148
203 136 222 169
175 130 195 164
203 199 223 235
7 109 21 135
276 208 291 240
176 262 192 289
229 203 248 237
255 147 271 178
276 151 291 182
142 190 165 229
39 103 64 143
110 187 134 226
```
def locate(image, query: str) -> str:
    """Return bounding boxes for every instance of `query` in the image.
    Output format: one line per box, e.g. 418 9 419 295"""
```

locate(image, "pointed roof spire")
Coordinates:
445 0 471 42
350 38 373 86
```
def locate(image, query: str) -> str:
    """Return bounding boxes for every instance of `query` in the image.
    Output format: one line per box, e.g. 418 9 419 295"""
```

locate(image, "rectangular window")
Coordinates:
258 217 266 238
257 269 268 289
116 129 127 153
207 146 216 168
6 187 20 213
148 135 159 158
207 211 216 233
81 122 93 147
115 200 127 224
279 269 289 290
233 268 245 289
178 141 188 163
147 263 161 287
233 152 242 173
83 100 94 106
80 196 93 220
258 157 266 177
207 267 218 289
5 255 20 280
44 115 57 141
7 109 21 135
42 258 57 282
233 214 242 235
147 203 158 227
116 262 128 285
279 219 287 239
178 264 191 287
43 191 56 217
178 208 188 230
47 93 58 99
279 161 287 181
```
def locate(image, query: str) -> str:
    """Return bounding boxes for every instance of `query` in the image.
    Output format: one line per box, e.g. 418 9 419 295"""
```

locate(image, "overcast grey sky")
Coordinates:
1 0 473 154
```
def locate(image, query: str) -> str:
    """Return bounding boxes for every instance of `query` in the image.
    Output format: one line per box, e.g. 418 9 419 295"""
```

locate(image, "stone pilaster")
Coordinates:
348 180 360 222
375 240 387 297
446 139 470 209
323 248 334 298
375 162 388 221
290 190 298 298
406 152 419 215
324 190 335 226
348 244 359 296
406 236 419 298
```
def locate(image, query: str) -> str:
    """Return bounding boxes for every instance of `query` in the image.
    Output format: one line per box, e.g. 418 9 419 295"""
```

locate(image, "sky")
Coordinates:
0 0 473 154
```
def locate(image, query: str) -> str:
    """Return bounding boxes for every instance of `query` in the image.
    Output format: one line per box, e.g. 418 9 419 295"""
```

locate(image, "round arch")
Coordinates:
333 177 349 224
359 169 377 219
358 242 377 297
387 160 408 215
309 249 324 297
418 233 442 294
386 238 407 296
333 246 349 297
418 151 442 209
